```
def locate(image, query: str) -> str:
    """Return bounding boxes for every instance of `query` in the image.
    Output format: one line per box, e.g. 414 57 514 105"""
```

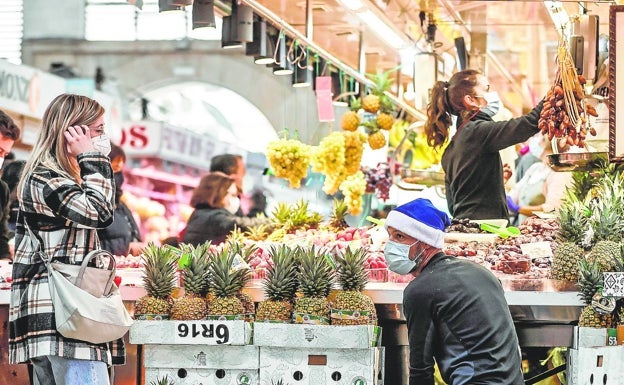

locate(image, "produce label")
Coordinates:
292 312 330 325
603 272 624 297
330 309 371 320
174 321 231 345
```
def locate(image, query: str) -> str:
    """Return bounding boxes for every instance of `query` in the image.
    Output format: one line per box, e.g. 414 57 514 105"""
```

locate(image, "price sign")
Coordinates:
174 321 230 345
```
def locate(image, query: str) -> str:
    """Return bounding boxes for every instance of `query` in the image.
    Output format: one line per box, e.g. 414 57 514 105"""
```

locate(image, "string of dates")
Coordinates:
538 37 598 147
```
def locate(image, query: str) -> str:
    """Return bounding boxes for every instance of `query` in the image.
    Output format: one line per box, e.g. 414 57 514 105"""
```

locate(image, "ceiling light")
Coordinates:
246 19 275 64
292 48 312 88
192 0 216 30
358 10 405 49
221 1 253 48
158 0 184 12
273 34 294 76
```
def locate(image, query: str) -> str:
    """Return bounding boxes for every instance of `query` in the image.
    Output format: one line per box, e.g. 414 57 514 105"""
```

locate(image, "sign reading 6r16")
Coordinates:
176 322 230 345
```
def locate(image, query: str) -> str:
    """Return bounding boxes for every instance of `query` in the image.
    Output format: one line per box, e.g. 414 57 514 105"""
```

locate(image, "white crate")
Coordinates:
567 346 624 385
259 347 384 385
129 320 252 345
253 323 381 349
573 326 607 348
145 367 258 385
143 345 259 369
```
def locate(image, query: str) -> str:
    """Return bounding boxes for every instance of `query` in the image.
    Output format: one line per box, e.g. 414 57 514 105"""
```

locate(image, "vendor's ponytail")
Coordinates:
424 81 453 150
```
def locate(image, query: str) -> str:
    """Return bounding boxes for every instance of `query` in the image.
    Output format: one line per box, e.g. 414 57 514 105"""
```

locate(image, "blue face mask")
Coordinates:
384 240 423 275
478 91 501 117
528 137 544 157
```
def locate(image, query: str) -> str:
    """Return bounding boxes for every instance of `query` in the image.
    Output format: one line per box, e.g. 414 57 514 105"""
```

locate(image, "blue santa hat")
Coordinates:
385 198 451 248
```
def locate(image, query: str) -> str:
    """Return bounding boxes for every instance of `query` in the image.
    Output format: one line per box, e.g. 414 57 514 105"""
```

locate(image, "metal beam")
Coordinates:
239 0 427 121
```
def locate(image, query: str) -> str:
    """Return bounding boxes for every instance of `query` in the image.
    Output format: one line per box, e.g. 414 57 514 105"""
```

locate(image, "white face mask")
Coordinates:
92 134 111 156
225 196 240 214
528 136 544 157
478 91 501 117
0 157 4 170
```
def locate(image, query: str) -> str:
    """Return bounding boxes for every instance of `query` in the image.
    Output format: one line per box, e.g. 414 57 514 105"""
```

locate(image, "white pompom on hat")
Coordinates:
385 198 451 248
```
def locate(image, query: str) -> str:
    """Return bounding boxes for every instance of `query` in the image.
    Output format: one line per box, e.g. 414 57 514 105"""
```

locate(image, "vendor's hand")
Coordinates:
502 163 513 183
65 125 96 156
518 206 534 217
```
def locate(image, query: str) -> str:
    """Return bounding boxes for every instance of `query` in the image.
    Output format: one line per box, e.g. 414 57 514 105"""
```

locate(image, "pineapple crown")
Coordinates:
208 246 250 298
141 243 178 299
150 375 175 385
297 246 335 298
264 244 300 301
335 246 369 292
179 242 211 296
555 199 590 246
577 259 604 305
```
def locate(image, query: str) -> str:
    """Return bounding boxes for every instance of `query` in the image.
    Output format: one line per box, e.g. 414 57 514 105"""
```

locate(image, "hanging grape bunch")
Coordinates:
363 163 392 201
266 131 312 189
537 37 598 147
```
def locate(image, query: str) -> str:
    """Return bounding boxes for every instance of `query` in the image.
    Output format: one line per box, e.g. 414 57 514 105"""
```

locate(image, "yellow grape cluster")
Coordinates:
339 171 366 216
311 132 347 195
343 131 365 175
266 138 312 189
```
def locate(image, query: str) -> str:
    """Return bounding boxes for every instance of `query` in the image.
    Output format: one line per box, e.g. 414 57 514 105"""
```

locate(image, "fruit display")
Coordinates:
255 244 300 322
389 119 446 171
266 135 312 189
293 245 335 324
362 163 392 201
170 243 210 320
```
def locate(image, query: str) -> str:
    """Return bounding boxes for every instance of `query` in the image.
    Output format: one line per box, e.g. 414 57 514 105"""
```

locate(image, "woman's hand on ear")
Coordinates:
65 125 96 156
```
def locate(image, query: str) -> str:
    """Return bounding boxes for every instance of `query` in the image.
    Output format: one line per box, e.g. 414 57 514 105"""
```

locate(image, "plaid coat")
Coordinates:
9 152 126 365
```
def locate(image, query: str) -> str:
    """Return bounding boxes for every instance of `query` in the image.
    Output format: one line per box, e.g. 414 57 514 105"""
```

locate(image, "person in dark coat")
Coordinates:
9 94 124 383
1 160 26 234
0 112 21 259
384 198 524 385
424 69 544 220
97 143 142 256
182 172 269 246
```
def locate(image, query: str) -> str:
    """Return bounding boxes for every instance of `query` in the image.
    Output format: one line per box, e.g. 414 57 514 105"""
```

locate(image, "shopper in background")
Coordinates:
424 69 544 220
1 160 26 233
246 188 268 217
98 143 143 256
9 94 124 385
514 137 541 183
507 134 572 225
0 111 21 260
210 153 246 194
183 171 270 246
384 198 524 385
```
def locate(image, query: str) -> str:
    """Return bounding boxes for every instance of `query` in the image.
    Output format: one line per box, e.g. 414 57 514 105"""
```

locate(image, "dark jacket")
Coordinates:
0 180 10 258
182 204 270 246
441 101 543 220
98 201 141 256
404 253 524 385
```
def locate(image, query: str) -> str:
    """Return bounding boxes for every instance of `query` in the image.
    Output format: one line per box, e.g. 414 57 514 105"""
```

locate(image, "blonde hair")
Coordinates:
18 94 105 194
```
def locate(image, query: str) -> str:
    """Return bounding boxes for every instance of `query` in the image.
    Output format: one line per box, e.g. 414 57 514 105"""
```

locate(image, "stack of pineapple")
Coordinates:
341 70 396 150
551 165 624 329
134 243 179 319
256 244 300 322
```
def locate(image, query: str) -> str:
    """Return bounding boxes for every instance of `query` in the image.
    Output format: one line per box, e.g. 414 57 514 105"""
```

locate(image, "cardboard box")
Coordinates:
573 326 607 348
145 368 259 385
143 345 259 369
253 323 381 349
129 320 252 345
259 347 384 385
567 346 624 385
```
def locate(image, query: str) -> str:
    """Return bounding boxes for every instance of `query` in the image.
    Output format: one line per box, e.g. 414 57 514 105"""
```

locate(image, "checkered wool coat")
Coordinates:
9 152 126 365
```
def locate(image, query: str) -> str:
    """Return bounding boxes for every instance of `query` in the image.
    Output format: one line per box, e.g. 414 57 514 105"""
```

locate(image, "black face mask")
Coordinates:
113 172 124 203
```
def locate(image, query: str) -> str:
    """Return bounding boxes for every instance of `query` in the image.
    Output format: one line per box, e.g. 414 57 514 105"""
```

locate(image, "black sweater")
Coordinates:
403 254 524 385
441 101 543 220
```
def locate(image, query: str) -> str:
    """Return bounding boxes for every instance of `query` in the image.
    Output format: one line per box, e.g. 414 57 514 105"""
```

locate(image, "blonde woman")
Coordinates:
9 94 122 385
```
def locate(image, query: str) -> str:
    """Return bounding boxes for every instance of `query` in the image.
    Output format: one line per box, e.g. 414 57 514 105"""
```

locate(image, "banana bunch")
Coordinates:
389 120 446 170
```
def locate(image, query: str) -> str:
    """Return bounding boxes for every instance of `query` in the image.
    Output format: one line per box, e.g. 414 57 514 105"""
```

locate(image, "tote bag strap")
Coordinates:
75 249 117 293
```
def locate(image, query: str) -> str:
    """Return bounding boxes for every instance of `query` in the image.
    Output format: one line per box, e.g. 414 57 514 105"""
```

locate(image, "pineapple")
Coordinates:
585 197 623 273
376 112 394 131
149 375 175 385
134 243 178 318
550 200 588 282
367 130 386 150
577 260 614 328
205 246 249 319
327 198 349 232
293 246 335 324
256 244 299 322
230 241 258 321
341 111 360 131
331 246 377 325
244 224 270 241
362 94 380 113
170 243 210 320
